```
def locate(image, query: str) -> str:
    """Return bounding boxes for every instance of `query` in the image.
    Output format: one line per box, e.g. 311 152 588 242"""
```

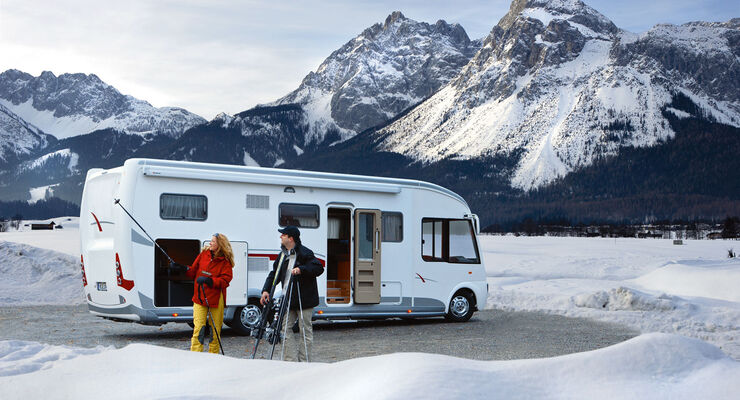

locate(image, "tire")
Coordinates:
445 290 475 322
228 302 262 335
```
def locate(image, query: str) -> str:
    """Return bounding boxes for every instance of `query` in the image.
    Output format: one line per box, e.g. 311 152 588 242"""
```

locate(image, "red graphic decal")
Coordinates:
91 212 102 232
415 273 426 283
115 253 135 290
80 255 88 287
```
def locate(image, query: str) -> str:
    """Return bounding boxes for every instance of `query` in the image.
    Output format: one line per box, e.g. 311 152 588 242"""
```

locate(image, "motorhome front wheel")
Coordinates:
445 291 474 322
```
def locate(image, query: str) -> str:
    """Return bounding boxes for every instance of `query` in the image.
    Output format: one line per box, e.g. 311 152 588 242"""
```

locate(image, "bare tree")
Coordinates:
10 214 22 230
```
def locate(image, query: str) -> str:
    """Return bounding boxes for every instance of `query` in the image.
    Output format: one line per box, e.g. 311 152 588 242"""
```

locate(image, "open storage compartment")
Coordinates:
154 239 200 307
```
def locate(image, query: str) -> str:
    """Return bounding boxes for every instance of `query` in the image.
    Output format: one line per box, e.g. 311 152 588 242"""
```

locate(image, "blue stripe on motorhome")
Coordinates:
316 297 445 314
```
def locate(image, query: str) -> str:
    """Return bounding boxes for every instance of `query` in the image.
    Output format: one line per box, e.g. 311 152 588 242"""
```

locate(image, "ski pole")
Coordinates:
199 283 225 355
295 280 310 362
113 199 175 264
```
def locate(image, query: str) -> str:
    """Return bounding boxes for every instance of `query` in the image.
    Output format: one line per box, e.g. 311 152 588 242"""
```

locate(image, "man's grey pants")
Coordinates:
281 307 313 362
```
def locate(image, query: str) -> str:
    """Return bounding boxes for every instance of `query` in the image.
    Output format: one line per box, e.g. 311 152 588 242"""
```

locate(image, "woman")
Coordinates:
171 233 234 353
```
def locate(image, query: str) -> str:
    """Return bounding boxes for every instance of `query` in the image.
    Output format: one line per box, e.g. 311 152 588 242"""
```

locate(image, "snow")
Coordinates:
0 241 83 306
521 8 558 26
0 99 102 140
27 184 59 204
482 236 740 358
0 333 738 399
21 148 79 174
1 228 739 397
0 217 80 255
242 151 260 167
665 107 691 119
0 96 205 140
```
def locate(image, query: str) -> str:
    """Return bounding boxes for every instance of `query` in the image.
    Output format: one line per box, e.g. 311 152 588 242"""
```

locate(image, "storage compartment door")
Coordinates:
353 209 381 304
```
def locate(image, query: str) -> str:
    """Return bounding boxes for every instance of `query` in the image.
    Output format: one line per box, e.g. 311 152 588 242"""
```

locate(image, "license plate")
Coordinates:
96 282 107 291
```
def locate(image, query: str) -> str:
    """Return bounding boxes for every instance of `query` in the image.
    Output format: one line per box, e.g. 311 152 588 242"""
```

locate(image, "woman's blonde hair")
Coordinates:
204 233 235 267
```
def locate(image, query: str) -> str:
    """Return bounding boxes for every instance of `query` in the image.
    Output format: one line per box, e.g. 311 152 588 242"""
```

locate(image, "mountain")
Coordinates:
186 12 481 168
0 69 205 204
274 11 481 139
3 1 739 225
0 129 175 204
286 0 740 226
0 103 55 170
372 0 740 190
0 69 206 139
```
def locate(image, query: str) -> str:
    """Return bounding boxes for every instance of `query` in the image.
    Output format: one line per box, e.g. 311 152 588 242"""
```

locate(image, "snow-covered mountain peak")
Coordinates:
265 12 481 143
382 10 407 29
0 69 206 139
498 0 617 37
376 0 740 191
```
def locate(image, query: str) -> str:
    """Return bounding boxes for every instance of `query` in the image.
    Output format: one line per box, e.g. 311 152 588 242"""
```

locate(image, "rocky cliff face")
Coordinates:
0 69 206 139
375 0 740 190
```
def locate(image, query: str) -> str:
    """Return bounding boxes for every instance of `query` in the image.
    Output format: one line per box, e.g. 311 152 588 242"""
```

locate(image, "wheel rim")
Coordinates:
450 295 470 318
241 304 261 328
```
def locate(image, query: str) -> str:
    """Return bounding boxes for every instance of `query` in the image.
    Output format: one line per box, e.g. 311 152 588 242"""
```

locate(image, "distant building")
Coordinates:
31 222 56 230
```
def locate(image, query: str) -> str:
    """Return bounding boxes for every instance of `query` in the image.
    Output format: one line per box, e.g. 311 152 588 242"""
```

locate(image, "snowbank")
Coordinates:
1 333 737 399
0 241 84 305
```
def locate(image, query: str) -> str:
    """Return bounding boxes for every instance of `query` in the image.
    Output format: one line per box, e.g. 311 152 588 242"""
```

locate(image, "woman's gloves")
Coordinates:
196 276 214 287
168 261 188 273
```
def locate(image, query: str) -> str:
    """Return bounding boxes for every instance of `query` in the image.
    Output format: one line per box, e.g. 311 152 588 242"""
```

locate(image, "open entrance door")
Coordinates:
353 209 381 304
326 208 351 304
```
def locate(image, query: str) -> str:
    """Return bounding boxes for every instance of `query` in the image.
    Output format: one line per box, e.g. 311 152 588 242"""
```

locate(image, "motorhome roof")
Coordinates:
125 158 469 208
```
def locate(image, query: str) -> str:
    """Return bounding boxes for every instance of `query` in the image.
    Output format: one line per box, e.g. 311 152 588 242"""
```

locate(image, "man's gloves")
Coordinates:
196 276 214 287
168 261 188 273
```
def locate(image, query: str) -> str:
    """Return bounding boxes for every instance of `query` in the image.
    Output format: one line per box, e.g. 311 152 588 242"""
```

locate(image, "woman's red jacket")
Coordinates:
186 250 233 307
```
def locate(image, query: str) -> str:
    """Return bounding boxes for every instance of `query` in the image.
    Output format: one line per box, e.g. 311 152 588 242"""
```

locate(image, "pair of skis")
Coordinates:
250 272 310 361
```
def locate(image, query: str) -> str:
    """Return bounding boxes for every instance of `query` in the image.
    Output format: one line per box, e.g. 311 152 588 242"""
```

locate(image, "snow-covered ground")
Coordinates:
0 217 79 255
481 235 740 359
1 225 739 398
1 333 738 399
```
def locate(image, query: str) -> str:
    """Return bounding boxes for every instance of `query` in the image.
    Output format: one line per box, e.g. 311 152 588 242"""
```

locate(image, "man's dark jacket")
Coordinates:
262 242 324 309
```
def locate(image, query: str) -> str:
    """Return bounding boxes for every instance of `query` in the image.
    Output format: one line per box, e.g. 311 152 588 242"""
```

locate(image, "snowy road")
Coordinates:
0 305 637 361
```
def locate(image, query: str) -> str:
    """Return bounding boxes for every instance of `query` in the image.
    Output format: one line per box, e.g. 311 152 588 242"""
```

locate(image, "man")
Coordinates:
260 225 323 361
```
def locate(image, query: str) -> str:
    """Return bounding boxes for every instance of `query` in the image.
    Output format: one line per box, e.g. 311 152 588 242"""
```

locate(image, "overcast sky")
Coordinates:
1 0 737 120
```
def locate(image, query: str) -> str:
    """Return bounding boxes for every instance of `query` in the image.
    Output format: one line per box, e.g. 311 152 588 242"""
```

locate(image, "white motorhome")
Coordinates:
79 158 487 333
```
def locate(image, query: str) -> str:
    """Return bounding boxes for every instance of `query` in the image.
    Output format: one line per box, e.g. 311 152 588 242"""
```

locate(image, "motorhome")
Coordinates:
79 158 487 334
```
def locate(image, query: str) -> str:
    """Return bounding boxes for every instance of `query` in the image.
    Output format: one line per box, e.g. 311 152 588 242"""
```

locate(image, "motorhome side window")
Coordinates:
381 212 403 242
160 193 207 220
279 203 319 228
421 218 480 264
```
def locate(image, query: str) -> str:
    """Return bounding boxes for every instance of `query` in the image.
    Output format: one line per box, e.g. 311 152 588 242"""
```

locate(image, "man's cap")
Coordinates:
278 225 300 239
